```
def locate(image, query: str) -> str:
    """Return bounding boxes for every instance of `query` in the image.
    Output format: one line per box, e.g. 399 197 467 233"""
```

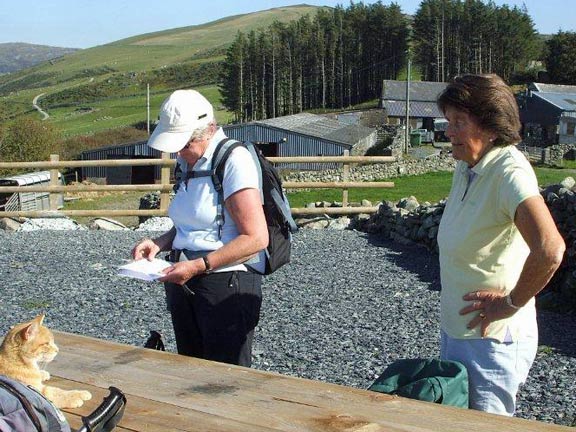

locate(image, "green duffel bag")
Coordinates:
368 358 469 408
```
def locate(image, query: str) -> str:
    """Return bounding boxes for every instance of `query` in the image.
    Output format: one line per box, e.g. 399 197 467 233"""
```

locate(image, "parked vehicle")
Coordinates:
433 119 449 142
411 128 435 144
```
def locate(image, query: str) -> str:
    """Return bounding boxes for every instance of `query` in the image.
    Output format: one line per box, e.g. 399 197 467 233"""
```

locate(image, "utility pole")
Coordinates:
147 83 150 136
404 55 411 155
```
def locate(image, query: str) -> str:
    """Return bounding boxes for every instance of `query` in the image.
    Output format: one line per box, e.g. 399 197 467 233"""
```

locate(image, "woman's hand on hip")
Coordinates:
459 290 517 337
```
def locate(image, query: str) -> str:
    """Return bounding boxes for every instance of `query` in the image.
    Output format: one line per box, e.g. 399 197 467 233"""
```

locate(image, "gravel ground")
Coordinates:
0 223 574 426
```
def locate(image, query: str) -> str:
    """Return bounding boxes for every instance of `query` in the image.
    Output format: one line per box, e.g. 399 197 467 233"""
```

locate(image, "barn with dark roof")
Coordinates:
79 113 377 182
518 82 576 146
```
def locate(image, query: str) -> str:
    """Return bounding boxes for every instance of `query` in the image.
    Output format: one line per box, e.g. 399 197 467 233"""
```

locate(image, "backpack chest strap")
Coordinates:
175 139 247 240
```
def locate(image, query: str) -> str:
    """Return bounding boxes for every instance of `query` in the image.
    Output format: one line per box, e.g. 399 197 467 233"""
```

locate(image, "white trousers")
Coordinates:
440 330 538 415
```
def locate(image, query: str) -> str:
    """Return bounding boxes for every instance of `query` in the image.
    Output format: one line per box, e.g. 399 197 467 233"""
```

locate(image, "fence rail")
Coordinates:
0 153 395 220
519 145 549 164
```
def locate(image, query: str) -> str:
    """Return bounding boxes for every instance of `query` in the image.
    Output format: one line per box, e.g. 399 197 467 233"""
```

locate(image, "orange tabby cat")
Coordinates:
0 314 92 408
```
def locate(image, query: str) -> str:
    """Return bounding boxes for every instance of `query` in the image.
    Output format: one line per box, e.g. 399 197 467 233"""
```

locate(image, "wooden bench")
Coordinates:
50 331 570 431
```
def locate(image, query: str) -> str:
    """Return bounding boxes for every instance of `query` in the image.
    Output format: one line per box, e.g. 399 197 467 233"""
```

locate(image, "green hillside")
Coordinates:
0 5 324 137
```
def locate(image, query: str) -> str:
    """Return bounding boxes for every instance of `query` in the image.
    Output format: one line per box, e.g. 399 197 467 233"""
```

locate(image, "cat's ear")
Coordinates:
21 322 39 340
21 315 44 340
34 314 45 326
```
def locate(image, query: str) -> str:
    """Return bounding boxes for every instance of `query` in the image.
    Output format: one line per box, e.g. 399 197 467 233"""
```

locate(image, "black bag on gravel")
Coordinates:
144 330 165 351
0 374 127 432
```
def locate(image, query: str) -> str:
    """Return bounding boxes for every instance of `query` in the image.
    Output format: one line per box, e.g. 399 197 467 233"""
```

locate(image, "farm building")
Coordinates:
518 82 576 146
80 113 377 182
80 140 161 184
225 113 377 170
380 80 448 131
0 171 63 212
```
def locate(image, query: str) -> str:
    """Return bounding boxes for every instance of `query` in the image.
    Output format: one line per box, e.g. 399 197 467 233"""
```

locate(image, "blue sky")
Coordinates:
0 0 573 49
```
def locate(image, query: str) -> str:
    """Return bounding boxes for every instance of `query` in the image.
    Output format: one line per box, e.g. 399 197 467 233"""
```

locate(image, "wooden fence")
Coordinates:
519 144 550 164
0 153 395 219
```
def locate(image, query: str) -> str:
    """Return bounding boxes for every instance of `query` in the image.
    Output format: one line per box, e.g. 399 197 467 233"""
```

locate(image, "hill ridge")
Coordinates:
0 42 79 74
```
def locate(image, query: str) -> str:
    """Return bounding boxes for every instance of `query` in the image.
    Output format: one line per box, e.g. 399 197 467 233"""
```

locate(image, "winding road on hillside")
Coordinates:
32 93 49 120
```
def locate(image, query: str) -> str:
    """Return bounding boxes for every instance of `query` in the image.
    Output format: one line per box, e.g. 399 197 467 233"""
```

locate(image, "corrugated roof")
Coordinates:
534 92 576 111
531 82 576 94
382 80 448 102
383 100 444 118
0 170 60 186
255 113 375 145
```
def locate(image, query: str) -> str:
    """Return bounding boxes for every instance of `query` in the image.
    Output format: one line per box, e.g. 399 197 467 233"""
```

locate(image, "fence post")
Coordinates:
159 152 171 212
342 150 349 207
49 154 59 210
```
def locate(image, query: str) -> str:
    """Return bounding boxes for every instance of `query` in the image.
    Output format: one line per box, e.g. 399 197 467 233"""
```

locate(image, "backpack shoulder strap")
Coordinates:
210 138 246 239
211 138 246 181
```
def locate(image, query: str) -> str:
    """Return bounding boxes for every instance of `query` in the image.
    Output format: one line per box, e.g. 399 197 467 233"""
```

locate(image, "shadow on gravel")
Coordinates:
537 311 576 357
364 233 441 292
363 234 576 358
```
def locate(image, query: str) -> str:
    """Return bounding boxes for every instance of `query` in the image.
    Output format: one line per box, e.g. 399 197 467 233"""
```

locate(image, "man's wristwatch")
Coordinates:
505 292 521 310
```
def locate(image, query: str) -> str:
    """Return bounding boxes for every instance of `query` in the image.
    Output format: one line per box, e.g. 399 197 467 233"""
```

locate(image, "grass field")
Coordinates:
285 167 576 208
47 84 232 137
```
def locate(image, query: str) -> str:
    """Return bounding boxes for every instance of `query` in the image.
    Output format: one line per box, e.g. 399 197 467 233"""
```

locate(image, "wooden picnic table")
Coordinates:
51 331 570 432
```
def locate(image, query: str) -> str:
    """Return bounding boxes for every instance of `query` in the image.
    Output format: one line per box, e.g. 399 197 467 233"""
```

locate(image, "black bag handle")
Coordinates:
76 387 126 432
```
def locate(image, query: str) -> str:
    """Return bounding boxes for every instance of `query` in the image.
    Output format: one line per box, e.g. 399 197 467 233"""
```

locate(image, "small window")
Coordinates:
568 122 576 136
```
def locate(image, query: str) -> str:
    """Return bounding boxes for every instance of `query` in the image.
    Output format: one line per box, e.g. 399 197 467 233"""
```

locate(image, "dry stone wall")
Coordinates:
284 152 456 184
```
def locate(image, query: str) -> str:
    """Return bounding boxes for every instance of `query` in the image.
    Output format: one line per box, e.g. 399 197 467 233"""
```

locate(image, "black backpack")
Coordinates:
0 374 127 432
176 138 298 274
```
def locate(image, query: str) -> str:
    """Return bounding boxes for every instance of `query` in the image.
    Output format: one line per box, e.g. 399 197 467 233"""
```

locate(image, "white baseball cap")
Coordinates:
147 89 215 153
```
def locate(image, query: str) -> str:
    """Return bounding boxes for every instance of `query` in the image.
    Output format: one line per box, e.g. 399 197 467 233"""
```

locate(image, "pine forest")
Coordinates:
219 0 541 122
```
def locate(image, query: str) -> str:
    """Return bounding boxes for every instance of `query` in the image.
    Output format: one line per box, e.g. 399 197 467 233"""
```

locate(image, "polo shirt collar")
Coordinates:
468 146 505 176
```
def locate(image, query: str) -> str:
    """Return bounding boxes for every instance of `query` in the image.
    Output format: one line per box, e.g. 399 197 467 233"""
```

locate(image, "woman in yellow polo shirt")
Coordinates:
436 74 565 415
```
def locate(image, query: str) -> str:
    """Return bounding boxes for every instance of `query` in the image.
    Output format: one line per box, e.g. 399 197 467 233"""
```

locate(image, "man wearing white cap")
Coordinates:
131 89 268 367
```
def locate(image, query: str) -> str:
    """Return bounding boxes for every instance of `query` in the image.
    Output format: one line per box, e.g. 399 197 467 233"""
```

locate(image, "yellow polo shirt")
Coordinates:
437 145 540 342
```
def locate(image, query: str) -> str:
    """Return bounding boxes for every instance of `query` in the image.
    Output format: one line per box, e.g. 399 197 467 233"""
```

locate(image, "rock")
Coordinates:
328 217 351 230
88 217 129 231
0 217 22 231
302 219 330 229
560 176 575 190
421 216 437 230
397 196 419 212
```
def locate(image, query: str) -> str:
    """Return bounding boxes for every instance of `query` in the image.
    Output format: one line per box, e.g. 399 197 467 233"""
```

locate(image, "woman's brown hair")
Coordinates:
437 74 521 146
